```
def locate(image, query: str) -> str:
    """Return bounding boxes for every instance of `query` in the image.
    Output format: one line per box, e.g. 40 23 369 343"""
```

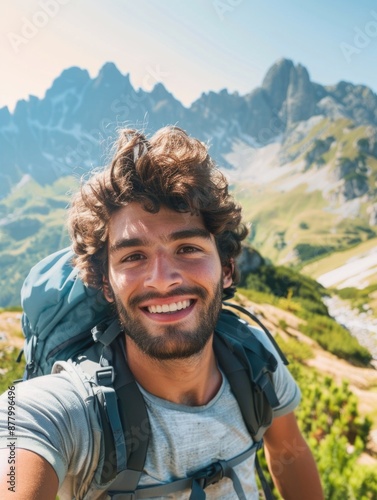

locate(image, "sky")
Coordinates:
1 0 377 111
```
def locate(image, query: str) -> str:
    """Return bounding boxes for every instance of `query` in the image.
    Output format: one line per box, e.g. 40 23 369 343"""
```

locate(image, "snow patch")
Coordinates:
12 174 32 191
224 140 287 183
318 247 377 289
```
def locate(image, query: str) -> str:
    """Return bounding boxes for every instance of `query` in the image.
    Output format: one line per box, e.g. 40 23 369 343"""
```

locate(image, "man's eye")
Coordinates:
122 253 145 262
178 246 200 254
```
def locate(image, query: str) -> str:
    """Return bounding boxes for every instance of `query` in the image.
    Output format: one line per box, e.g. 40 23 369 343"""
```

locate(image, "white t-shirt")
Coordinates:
0 327 301 499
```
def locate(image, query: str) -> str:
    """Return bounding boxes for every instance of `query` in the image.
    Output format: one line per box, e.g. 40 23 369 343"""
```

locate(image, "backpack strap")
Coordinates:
215 313 280 425
108 441 260 499
215 311 280 500
75 320 151 487
223 301 288 365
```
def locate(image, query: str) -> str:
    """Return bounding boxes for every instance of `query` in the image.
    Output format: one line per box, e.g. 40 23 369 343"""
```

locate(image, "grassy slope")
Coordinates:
0 177 77 306
231 117 377 273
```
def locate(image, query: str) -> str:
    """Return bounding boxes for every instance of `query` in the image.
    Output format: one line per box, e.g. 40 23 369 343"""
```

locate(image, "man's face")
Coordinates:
104 202 232 360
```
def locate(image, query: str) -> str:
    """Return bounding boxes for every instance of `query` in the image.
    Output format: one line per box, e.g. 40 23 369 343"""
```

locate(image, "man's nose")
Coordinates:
144 252 183 290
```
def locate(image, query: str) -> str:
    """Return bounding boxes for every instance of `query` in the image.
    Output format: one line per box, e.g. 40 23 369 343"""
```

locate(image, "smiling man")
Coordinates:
0 127 323 499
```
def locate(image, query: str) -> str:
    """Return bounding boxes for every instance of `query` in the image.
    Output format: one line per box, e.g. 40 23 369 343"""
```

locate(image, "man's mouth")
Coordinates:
146 299 193 314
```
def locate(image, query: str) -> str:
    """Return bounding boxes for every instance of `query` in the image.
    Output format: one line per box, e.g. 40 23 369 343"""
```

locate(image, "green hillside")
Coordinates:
0 176 77 306
231 117 377 277
235 181 374 266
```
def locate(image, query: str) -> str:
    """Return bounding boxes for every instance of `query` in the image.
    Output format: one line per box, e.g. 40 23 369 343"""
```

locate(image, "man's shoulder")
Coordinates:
1 365 93 412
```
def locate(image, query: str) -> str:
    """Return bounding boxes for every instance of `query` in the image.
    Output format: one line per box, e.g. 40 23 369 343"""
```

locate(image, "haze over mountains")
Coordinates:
1 58 377 306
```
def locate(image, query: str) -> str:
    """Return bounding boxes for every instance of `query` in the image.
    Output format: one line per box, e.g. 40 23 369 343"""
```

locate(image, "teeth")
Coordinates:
148 300 191 314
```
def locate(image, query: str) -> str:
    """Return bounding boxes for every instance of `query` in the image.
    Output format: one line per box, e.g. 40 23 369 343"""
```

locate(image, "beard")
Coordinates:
113 281 223 361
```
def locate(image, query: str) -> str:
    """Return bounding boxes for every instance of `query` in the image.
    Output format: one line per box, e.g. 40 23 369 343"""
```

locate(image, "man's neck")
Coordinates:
124 336 222 406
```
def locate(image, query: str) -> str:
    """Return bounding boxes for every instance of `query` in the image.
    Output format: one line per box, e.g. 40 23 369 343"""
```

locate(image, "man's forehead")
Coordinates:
108 203 209 243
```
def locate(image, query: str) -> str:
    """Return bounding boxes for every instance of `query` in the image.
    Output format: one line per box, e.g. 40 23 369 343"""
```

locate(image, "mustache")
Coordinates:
128 286 207 308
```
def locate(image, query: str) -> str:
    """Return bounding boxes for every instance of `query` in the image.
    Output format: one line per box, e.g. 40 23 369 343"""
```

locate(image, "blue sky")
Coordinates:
1 0 377 110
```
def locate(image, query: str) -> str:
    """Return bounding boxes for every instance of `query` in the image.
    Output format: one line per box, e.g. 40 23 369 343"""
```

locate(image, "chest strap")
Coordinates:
108 441 261 500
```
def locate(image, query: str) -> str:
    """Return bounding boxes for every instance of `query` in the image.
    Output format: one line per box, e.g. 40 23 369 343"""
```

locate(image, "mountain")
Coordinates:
1 58 377 306
2 58 377 196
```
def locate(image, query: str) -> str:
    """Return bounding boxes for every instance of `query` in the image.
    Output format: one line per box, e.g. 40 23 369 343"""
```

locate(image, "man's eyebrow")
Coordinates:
169 228 212 242
109 228 211 254
109 237 146 254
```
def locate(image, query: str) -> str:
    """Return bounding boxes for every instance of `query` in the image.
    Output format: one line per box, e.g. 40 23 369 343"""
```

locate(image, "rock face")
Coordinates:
260 59 316 129
286 64 316 126
343 174 369 201
334 157 359 180
305 136 335 169
237 245 265 280
367 204 377 226
262 59 294 112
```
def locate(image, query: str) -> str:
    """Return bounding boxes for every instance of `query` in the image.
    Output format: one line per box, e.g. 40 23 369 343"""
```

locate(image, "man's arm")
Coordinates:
263 411 324 500
0 448 58 500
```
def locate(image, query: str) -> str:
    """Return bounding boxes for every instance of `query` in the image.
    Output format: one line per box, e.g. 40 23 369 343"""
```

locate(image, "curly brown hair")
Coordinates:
68 126 248 297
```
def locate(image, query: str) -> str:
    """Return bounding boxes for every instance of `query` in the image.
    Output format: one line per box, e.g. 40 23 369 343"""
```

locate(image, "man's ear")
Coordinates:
222 260 233 289
102 277 114 303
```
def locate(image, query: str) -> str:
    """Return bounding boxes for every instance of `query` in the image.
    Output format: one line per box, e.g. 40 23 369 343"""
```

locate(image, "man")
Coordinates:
0 127 324 499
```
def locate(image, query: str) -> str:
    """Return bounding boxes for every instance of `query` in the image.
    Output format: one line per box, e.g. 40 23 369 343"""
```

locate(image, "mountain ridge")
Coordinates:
2 58 377 197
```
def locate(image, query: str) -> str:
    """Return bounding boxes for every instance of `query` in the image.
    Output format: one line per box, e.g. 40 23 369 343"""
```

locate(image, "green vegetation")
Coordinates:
3 218 42 240
294 364 375 500
0 176 75 307
299 315 372 366
259 361 376 499
240 260 377 496
337 284 377 317
241 264 328 316
0 347 24 391
235 171 376 270
294 243 335 263
239 263 373 366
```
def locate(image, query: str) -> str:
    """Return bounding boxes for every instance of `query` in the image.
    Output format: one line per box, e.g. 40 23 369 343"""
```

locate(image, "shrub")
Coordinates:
4 218 42 240
294 243 335 262
300 315 372 366
244 264 328 316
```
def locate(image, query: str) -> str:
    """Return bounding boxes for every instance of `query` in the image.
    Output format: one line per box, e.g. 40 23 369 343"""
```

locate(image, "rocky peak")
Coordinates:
45 66 90 98
150 82 174 101
326 81 377 126
94 62 125 88
262 58 294 111
0 106 11 127
257 59 317 129
191 89 243 120
286 63 316 126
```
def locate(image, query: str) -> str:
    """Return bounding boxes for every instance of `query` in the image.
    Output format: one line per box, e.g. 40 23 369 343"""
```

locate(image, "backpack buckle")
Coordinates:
194 461 224 489
95 366 115 386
